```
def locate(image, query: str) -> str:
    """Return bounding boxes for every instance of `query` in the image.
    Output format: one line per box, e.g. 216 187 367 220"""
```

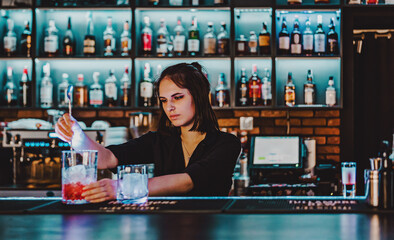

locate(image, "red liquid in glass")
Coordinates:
62 182 86 201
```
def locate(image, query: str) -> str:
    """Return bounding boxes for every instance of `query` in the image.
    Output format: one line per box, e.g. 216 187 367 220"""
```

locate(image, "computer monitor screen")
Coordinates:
250 136 302 168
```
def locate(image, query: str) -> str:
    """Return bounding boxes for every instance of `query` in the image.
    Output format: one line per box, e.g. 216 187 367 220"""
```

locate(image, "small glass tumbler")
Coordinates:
117 165 149 204
341 162 356 197
62 150 98 204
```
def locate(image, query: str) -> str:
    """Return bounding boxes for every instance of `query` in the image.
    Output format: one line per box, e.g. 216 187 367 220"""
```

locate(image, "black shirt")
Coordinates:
107 129 241 196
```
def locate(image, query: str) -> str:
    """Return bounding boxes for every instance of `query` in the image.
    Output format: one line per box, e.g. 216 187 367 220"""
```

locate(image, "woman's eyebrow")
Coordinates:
171 93 183 97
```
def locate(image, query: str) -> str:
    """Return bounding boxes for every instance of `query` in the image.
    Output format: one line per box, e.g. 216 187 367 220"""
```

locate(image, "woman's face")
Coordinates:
159 77 196 129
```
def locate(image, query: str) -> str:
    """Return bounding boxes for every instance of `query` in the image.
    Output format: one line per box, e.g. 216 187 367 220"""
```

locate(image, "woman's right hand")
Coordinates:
55 113 80 143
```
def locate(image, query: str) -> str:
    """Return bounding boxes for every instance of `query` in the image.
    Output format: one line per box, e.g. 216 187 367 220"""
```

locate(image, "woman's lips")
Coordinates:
169 114 180 120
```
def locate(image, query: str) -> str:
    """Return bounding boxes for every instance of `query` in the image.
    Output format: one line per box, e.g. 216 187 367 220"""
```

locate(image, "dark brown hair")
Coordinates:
154 62 219 134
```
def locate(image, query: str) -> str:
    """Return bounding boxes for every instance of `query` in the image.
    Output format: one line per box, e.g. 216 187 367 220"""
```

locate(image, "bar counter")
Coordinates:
1 196 394 240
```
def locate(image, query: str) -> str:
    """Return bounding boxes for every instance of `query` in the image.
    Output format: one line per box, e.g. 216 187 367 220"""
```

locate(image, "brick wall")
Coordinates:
0 108 341 163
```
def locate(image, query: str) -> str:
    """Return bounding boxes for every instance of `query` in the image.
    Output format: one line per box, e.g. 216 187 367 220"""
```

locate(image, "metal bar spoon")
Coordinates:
66 85 74 162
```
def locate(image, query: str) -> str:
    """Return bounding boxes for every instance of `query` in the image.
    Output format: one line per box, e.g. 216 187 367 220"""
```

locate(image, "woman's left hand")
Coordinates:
82 178 117 203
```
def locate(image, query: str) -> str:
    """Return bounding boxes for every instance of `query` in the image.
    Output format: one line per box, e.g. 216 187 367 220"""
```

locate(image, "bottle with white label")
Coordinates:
105 69 118 107
248 31 258 55
261 68 272 106
203 22 216 56
58 73 70 108
290 16 302 55
140 63 154 107
325 76 336 107
314 15 326 56
188 16 200 56
40 63 53 108
278 17 290 55
173 17 186 56
120 66 131 107
156 18 169 57
103 17 116 56
4 19 17 57
44 20 59 57
303 69 316 105
303 17 313 56
120 20 131 56
89 72 103 107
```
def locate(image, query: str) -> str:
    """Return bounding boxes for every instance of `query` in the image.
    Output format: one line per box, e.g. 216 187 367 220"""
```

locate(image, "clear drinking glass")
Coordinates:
117 164 149 204
62 150 98 204
341 162 356 197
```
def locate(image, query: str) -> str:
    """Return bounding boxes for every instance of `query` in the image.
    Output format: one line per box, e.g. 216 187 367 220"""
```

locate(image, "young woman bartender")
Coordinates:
55 62 241 202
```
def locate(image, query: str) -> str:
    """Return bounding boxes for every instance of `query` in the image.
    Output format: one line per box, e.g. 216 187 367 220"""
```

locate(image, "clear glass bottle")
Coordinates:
173 17 186 56
314 15 326 56
303 17 314 56
140 63 154 107
58 73 70 108
21 20 32 57
4 19 17 57
44 20 59 57
74 74 88 107
248 31 258 55
120 66 131 107
327 18 339 55
290 16 302 55
259 22 270 55
217 21 230 55
215 73 230 107
89 72 103 107
325 76 336 107
20 66 31 107
4 67 17 106
248 64 262 106
141 16 153 56
203 22 216 56
188 16 200 56
156 18 169 57
261 68 272 106
40 63 53 108
303 69 316 105
284 72 296 107
236 35 248 55
278 17 290 55
121 20 131 56
237 68 249 106
83 14 96 56
105 69 118 107
103 17 116 56
63 17 75 56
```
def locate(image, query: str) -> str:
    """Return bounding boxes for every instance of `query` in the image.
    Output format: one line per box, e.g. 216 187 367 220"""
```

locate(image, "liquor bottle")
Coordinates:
327 18 339 55
314 15 326 56
148 0 159 5
40 63 53 108
21 20 31 57
120 21 131 56
74 74 88 107
105 69 118 107
89 72 103 107
248 31 258 55
141 16 153 56
215 73 230 107
259 22 270 55
288 0 302 4
120 66 131 107
173 17 186 56
20 66 31 107
156 18 169 57
188 16 200 56
217 22 230 55
325 76 336 107
303 69 316 105
290 16 302 55
248 64 262 106
83 15 96 56
140 63 154 107
236 35 248 55
315 0 330 3
278 17 290 55
203 22 216 56
261 68 272 106
303 17 314 56
214 0 225 4
58 73 70 108
237 68 249 106
284 72 296 107
63 17 75 56
378 140 394 209
103 17 116 56
366 0 378 4
44 20 59 57
4 67 17 106
4 19 17 57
